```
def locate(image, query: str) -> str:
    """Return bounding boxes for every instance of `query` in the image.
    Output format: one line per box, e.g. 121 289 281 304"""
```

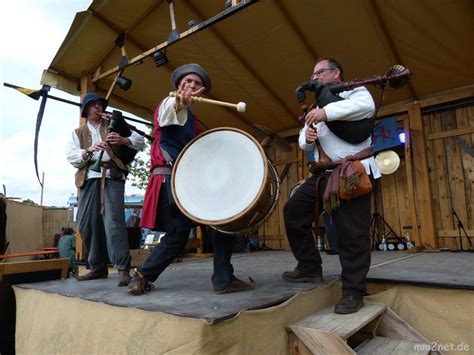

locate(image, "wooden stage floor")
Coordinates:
16 250 474 324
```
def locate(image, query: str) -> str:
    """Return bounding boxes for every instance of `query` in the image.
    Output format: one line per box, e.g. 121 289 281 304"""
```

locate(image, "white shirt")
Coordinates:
158 96 189 127
299 86 381 179
66 121 145 180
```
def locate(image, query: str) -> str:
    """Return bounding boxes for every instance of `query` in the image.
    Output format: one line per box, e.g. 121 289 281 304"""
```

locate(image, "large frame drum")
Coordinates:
172 127 280 234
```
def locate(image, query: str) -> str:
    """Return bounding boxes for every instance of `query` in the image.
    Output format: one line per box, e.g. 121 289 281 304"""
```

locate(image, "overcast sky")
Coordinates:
0 0 146 207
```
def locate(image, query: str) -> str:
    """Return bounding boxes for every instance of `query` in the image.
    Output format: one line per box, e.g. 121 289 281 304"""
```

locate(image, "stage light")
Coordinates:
153 50 168 67
399 132 406 144
117 75 132 91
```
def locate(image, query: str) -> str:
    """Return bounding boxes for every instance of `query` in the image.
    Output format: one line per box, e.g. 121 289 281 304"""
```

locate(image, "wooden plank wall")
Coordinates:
261 102 473 251
424 105 474 249
4 200 43 259
4 200 69 259
258 141 302 250
42 208 70 246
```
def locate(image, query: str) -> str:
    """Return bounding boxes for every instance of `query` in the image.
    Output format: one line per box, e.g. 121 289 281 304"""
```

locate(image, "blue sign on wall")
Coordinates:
373 117 402 152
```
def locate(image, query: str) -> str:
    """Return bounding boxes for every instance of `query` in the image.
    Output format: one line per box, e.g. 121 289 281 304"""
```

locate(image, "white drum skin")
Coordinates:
172 127 280 234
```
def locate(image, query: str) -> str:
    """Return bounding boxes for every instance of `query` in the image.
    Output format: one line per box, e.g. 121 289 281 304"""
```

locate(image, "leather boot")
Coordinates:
127 270 154 295
282 268 323 283
334 294 364 314
76 268 108 281
214 277 256 294
117 269 131 287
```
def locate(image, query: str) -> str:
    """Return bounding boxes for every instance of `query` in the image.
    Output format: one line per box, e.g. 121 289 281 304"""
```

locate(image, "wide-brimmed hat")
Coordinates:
375 150 400 175
171 63 211 92
81 92 108 118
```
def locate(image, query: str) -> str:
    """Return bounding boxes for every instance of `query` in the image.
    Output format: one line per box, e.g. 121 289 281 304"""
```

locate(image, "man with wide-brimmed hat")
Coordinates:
128 64 255 295
67 92 145 286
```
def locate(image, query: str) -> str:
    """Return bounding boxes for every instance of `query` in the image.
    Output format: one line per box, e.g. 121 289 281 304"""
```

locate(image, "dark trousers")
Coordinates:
77 178 131 271
284 173 372 296
139 182 235 291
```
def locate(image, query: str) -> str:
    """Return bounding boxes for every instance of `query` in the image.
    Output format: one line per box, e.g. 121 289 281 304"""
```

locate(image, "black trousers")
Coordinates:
284 173 372 296
139 181 236 291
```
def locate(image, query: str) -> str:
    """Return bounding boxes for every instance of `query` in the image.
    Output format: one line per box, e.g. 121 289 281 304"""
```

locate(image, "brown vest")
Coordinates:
74 121 127 188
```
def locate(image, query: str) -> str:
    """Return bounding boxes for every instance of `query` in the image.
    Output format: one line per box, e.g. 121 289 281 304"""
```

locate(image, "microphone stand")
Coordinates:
452 209 473 252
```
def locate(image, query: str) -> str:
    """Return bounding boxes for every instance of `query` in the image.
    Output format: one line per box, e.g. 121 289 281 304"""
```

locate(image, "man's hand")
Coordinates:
174 83 206 112
106 132 130 146
88 141 108 152
305 126 318 144
305 108 327 127
101 112 112 121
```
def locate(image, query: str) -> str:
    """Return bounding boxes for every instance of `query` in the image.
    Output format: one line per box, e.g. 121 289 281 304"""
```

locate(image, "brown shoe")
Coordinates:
127 270 154 295
214 277 256 294
334 295 364 314
76 268 108 281
117 269 131 287
282 268 323 283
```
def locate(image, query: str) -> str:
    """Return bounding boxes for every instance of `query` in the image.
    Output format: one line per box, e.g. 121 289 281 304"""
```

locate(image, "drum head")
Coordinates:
173 128 267 224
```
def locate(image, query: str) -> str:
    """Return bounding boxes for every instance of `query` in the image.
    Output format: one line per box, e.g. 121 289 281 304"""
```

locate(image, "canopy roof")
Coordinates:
42 0 474 134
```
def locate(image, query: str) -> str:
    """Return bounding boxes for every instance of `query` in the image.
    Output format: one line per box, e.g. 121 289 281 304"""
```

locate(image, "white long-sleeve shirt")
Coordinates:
158 96 189 127
66 121 145 180
299 86 381 178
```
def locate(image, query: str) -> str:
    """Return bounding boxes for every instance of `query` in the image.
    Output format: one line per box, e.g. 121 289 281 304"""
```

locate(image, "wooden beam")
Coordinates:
88 2 164 78
273 158 299 166
84 3 257 132
403 116 420 244
408 103 437 248
438 230 474 237
278 127 300 138
79 74 95 126
93 0 258 82
0 259 70 282
426 127 474 141
377 85 474 118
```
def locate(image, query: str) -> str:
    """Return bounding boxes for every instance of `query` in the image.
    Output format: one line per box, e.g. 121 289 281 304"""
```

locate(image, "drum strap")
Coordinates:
160 146 174 166
152 167 172 175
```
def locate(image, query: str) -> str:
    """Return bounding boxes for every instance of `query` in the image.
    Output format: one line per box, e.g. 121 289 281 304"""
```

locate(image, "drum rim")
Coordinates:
171 127 269 226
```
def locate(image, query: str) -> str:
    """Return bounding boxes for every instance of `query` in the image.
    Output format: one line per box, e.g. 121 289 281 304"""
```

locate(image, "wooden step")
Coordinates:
355 336 430 354
288 303 435 355
291 302 386 340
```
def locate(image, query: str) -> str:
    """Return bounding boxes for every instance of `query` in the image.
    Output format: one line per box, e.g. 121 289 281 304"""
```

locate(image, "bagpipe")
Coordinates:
295 65 411 144
89 110 141 172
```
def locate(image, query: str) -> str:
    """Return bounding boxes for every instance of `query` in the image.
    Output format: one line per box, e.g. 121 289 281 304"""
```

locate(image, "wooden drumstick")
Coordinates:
169 91 246 112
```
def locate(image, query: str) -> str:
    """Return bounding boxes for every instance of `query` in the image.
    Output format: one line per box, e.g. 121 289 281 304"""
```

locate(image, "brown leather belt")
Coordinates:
100 163 112 215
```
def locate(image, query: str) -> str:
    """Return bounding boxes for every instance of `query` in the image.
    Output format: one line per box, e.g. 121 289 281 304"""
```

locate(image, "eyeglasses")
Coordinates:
312 68 336 78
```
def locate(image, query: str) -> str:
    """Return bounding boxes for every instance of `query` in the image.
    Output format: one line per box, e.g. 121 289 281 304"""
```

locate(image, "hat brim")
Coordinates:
171 64 211 93
81 96 108 118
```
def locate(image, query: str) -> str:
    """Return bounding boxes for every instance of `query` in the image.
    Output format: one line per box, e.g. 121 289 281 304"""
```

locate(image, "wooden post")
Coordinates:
403 116 420 244
408 104 437 248
80 74 95 125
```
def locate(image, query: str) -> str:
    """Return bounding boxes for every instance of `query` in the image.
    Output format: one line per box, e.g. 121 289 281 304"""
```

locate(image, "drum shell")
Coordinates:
171 127 280 234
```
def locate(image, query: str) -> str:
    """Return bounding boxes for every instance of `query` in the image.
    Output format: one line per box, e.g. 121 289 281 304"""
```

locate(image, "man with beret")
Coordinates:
128 64 255 295
67 92 145 286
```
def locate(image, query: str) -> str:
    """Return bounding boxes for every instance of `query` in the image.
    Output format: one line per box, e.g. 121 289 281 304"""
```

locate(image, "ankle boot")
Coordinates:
117 269 131 287
76 268 108 281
